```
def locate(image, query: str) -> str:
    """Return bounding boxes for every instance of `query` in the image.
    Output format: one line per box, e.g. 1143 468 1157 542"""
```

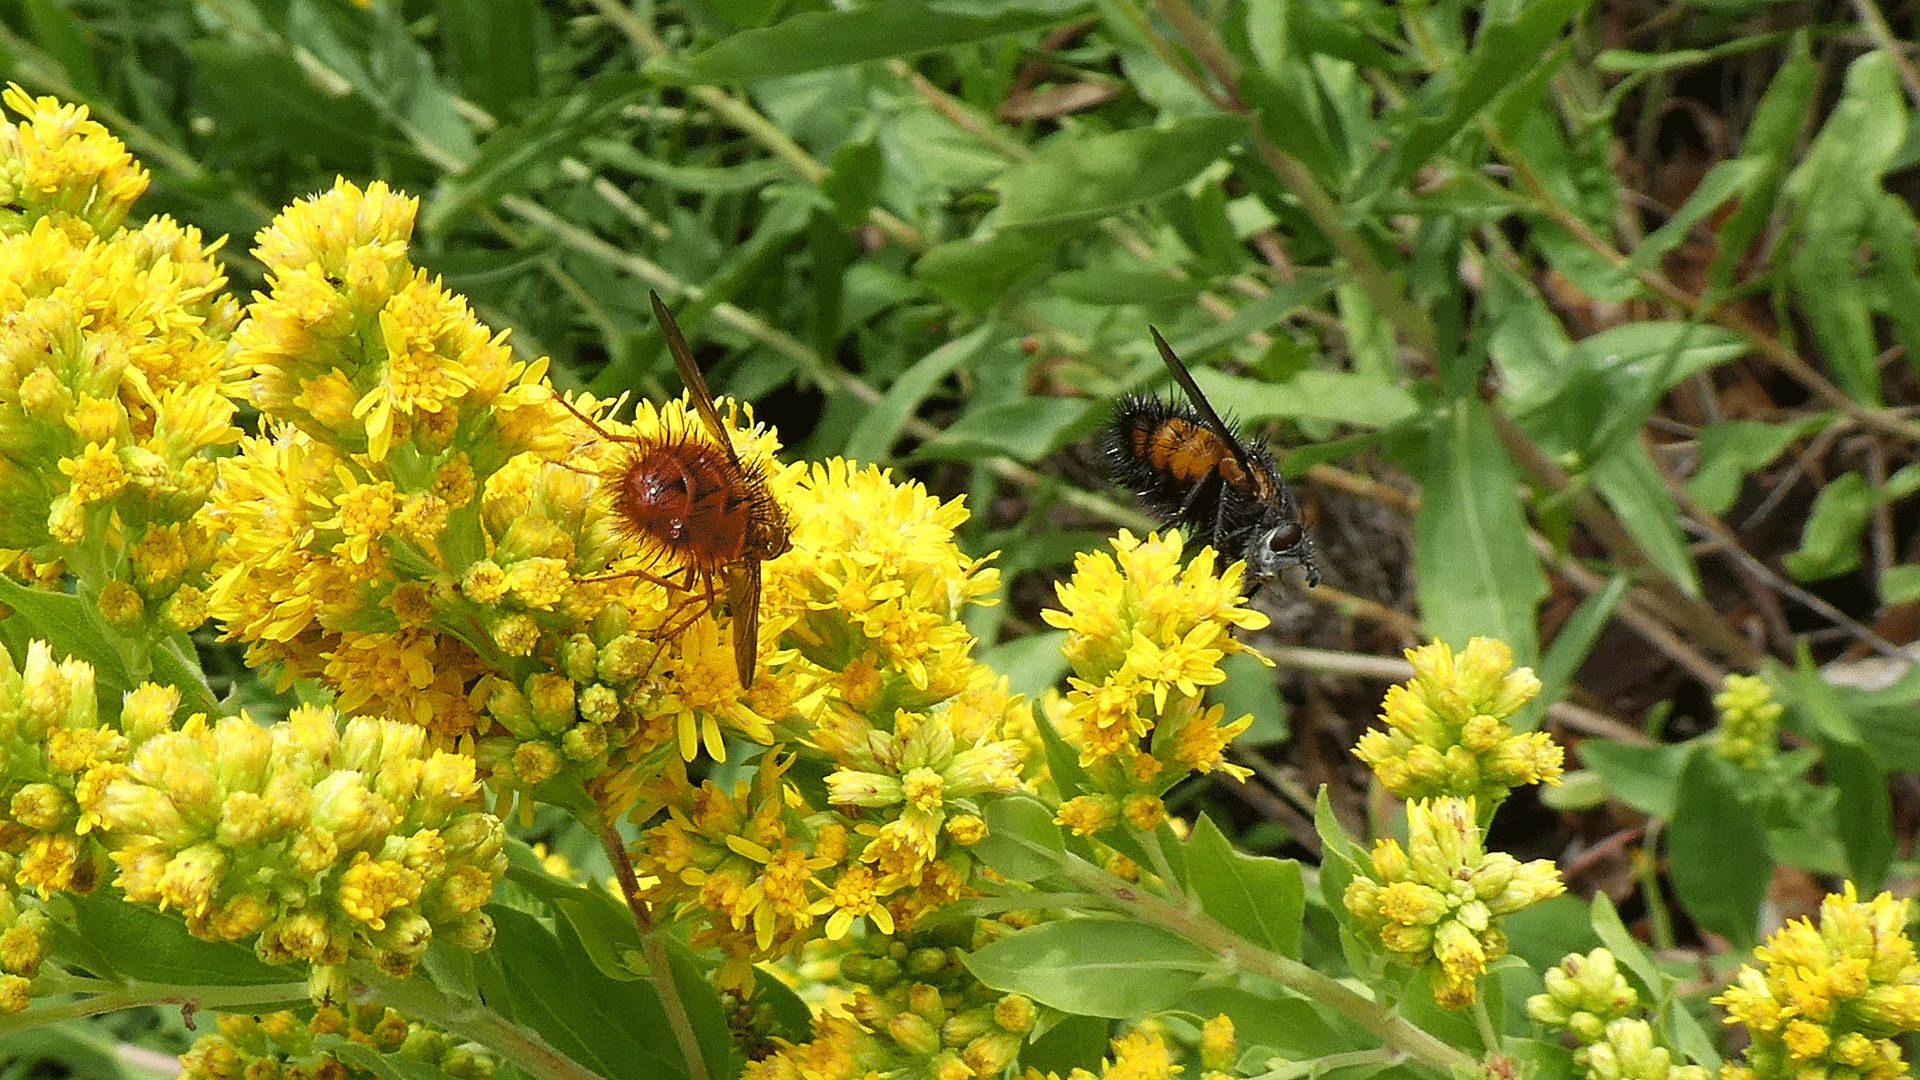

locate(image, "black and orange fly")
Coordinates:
1102 327 1319 590
558 292 792 688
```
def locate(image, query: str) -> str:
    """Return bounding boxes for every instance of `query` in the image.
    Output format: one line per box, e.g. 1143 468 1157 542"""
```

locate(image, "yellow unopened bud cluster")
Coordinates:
0 640 129 896
0 883 51 1014
1040 531 1270 810
1353 637 1560 811
0 86 238 630
178 1005 496 1080
1712 674 1782 768
1528 948 1642 1042
1342 796 1563 1008
803 929 1034 1080
1715 884 1920 1080
98 701 504 979
1530 950 1709 1080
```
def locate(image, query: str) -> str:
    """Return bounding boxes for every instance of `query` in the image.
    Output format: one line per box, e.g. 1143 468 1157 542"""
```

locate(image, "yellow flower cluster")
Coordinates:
1018 1029 1184 1080
1530 949 1710 1080
200 177 810 819
1352 637 1560 812
1342 796 1564 1008
0 86 240 637
746 928 1037 1080
1041 531 1269 830
1712 673 1782 768
0 639 506 1001
178 1004 495 1080
100 703 504 982
0 879 51 1014
0 639 125 897
1715 885 1920 1080
629 462 1026 985
204 177 561 737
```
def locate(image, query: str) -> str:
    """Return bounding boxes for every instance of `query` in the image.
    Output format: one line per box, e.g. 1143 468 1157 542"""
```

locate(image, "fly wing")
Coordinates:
726 560 763 690
651 290 745 470
1149 326 1261 479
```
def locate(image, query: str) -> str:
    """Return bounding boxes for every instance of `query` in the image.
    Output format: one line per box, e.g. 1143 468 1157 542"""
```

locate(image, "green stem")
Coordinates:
598 821 711 1080
1060 856 1476 1076
0 975 307 1035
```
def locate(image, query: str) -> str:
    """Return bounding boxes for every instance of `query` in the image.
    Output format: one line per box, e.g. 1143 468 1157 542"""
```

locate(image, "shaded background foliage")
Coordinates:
1 0 1917 1070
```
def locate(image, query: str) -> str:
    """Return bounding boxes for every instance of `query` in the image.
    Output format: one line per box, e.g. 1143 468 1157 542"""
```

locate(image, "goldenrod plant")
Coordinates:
0 66 1914 1080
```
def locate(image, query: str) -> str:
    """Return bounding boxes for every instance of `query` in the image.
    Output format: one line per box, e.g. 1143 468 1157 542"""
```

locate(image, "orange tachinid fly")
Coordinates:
558 292 792 688
1101 327 1319 590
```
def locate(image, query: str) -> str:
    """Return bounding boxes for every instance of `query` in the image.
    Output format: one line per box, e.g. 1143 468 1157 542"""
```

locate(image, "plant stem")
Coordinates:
1061 857 1477 1076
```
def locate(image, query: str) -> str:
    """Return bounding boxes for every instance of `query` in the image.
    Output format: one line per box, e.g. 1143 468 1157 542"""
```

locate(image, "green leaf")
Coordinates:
1179 369 1419 430
823 137 885 226
845 323 993 464
1782 52 1907 404
23 0 104 99
1527 575 1627 731
1392 0 1590 188
1412 399 1547 662
438 0 541 116
1773 659 1895 890
1711 36 1815 289
0 578 135 698
1051 268 1209 305
1881 564 1920 605
681 3 1071 83
61 892 297 987
1685 416 1831 514
1579 739 1691 820
1667 752 1770 948
973 795 1068 883
427 73 647 234
914 231 1056 310
1589 445 1700 596
1587 893 1663 1000
1175 986 1349 1059
1181 815 1303 956
996 116 1251 228
964 919 1217 1017
1509 322 1747 460
1782 472 1873 580
1820 740 1892 890
980 629 1071 705
1623 159 1759 274
482 904 714 1080
914 397 1097 462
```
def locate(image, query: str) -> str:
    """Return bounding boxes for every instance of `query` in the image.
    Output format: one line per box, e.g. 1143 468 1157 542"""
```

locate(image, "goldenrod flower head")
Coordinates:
1040 531 1266 802
1354 637 1558 811
0 85 149 235
94 703 502 981
1715 885 1920 1080
1200 1013 1237 1073
0 117 236 599
1529 949 1643 1044
1713 673 1782 768
767 459 995 697
1573 1018 1713 1080
1342 796 1563 1008
178 1006 497 1080
0 640 126 896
